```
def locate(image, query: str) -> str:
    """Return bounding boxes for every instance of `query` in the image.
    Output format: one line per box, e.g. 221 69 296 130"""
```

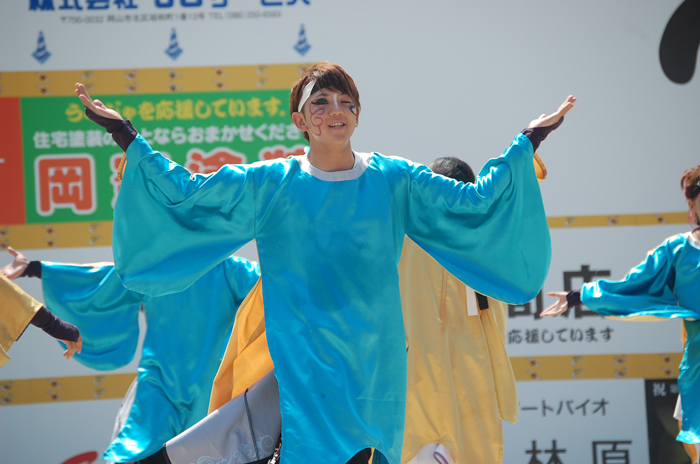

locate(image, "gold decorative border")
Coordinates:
0 212 688 250
0 352 683 406
511 352 683 381
0 373 135 406
0 222 111 250
0 63 310 98
547 212 686 228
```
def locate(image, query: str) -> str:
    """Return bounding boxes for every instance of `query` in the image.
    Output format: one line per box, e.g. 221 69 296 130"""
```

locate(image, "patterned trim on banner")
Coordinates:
547 212 686 228
511 352 683 381
0 353 683 406
0 63 310 98
0 373 135 406
0 221 111 250
0 212 688 250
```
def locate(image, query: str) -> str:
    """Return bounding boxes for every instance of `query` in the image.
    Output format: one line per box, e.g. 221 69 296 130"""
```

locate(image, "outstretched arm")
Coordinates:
405 96 576 304
544 235 698 320
76 83 257 296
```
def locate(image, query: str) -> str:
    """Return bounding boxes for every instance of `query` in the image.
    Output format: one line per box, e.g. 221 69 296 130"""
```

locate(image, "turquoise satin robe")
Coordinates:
41 257 260 462
112 133 551 464
581 231 700 444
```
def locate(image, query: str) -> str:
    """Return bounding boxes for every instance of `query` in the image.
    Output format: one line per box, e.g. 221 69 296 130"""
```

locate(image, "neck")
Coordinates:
307 140 355 172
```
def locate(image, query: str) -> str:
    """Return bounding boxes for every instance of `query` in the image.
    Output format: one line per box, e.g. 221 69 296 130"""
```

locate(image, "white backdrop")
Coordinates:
1 0 698 463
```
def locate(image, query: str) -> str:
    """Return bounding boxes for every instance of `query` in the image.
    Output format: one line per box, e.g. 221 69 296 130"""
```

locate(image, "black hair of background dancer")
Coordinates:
429 157 476 184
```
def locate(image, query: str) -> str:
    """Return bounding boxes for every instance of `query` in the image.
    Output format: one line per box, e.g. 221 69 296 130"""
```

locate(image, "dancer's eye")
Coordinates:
311 98 328 105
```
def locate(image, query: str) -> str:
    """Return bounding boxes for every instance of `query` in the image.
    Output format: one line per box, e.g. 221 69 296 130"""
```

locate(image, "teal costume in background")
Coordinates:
581 231 700 445
112 133 551 464
41 257 260 462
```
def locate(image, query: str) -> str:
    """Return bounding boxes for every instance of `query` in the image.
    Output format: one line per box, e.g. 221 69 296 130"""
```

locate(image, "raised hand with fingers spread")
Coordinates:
529 95 576 128
75 83 123 120
1 247 29 280
541 291 571 317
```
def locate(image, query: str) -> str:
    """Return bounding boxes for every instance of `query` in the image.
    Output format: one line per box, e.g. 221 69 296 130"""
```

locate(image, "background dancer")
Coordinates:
75 61 574 464
1 247 260 464
542 164 700 464
398 157 522 464
0 272 81 366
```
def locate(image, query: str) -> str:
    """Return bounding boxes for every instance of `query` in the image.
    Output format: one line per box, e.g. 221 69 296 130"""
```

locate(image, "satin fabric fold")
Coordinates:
40 258 260 462
113 133 550 464
581 231 700 444
209 240 518 464
42 263 142 370
0 274 43 367
209 278 271 413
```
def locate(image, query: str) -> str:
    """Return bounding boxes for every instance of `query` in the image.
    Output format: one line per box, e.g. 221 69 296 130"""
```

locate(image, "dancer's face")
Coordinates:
295 88 359 144
688 194 700 226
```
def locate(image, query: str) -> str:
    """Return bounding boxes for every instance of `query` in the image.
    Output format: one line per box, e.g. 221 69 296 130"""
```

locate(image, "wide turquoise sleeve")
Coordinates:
580 237 699 319
679 320 700 444
41 262 143 370
403 133 550 305
113 135 257 296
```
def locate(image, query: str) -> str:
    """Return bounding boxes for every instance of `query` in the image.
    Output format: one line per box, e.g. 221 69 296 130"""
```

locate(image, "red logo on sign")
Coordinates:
186 148 247 174
61 451 99 464
35 155 96 216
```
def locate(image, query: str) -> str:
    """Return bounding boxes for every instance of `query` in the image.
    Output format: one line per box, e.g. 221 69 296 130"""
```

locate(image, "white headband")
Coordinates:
297 79 316 112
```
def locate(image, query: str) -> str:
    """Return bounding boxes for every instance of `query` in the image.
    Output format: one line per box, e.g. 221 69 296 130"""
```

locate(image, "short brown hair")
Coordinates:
290 62 361 141
681 164 700 199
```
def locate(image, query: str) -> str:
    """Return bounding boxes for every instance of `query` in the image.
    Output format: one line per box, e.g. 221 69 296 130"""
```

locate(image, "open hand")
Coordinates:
529 95 576 128
60 335 83 360
0 247 29 280
540 291 569 317
75 83 123 120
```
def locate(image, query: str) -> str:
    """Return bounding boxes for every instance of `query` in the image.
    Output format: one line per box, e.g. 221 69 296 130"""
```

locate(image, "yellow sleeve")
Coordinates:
0 274 43 367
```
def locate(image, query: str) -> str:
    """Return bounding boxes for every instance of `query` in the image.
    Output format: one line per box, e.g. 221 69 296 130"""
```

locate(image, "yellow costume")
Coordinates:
398 238 517 464
209 278 272 412
0 274 43 367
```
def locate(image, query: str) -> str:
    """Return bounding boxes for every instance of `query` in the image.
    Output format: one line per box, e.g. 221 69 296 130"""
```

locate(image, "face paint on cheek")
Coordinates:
309 106 325 136
349 104 357 117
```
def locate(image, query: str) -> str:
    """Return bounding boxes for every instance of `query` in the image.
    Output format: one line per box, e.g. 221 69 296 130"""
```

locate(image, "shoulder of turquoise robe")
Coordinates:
581 233 700 320
373 133 549 305
41 261 142 370
115 135 288 297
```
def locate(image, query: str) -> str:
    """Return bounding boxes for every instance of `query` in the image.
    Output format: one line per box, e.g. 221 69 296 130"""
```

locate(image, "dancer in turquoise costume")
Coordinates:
76 62 575 464
543 164 700 461
2 248 260 463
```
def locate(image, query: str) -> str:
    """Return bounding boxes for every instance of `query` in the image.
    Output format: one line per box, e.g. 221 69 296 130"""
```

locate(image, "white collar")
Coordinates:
686 230 700 249
295 151 371 181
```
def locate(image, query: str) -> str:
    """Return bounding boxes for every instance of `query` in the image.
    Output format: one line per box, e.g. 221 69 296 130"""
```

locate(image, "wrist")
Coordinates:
566 289 582 308
21 261 42 279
